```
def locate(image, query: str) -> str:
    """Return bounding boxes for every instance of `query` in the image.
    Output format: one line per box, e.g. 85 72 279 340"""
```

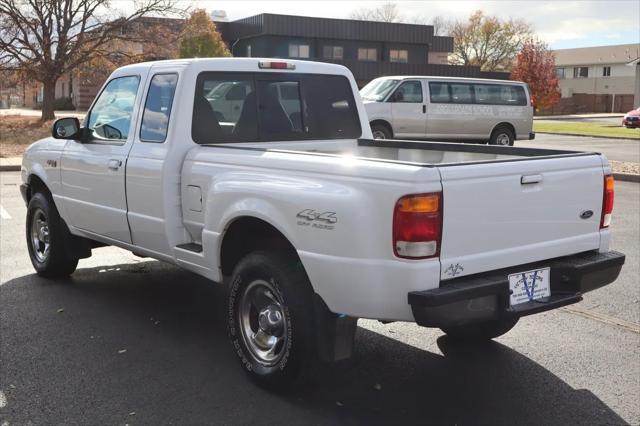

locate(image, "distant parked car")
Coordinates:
622 107 640 128
361 76 535 145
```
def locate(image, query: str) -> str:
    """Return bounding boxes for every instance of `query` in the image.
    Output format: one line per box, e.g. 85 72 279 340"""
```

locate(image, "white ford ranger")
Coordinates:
21 58 625 390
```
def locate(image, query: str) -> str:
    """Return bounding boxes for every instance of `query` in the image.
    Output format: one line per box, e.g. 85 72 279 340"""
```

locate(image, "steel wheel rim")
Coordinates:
239 279 288 366
372 130 386 139
496 133 510 145
30 208 50 263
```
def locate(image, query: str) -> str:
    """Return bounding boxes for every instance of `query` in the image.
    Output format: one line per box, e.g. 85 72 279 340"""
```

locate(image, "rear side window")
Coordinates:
474 84 527 106
140 74 178 142
192 73 361 143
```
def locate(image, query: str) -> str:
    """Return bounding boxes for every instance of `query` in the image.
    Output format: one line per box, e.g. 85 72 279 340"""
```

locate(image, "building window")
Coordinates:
556 68 565 79
389 49 408 63
247 45 251 57
357 48 377 62
323 45 343 60
289 44 310 58
603 66 611 77
573 67 588 78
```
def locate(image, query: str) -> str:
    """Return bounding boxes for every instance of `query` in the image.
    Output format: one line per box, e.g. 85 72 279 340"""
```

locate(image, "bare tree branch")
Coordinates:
0 0 185 119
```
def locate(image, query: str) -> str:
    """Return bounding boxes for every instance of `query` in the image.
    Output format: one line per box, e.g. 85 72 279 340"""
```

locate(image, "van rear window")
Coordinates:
192 72 361 143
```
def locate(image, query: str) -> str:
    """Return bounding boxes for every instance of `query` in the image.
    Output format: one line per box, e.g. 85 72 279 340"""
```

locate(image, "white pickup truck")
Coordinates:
21 58 625 390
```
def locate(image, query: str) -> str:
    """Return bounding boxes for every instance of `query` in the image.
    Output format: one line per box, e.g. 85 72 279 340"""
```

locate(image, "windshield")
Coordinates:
360 78 399 102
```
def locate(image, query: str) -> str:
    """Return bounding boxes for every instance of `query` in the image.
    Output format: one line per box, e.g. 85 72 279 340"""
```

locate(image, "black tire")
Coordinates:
489 126 515 146
371 123 392 139
26 192 79 278
441 317 519 341
227 251 316 391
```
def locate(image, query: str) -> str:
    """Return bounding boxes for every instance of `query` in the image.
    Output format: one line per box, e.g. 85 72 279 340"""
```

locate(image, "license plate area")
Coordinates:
509 267 551 306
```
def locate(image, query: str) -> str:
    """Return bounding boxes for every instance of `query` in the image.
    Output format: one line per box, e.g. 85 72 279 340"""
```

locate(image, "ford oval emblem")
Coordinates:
580 210 594 219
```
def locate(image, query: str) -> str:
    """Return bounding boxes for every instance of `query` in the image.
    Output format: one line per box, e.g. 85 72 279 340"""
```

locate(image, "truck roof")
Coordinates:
112 57 353 77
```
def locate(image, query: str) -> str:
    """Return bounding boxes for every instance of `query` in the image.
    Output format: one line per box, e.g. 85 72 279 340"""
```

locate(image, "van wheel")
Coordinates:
441 317 519 341
227 251 317 391
489 126 514 146
371 123 391 139
26 192 79 278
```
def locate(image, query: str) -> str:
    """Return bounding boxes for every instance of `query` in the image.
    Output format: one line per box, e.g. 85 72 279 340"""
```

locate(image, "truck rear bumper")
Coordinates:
408 250 625 328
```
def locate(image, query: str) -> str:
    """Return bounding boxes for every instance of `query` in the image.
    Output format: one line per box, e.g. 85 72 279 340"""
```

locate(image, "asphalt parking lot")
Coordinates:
519 133 640 163
1 170 639 425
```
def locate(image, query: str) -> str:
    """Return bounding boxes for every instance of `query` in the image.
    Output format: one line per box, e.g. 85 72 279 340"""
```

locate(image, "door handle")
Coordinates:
422 105 426 114
108 159 122 171
521 174 543 185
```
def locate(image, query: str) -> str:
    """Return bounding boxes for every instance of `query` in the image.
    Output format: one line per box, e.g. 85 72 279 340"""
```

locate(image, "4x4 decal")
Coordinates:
296 209 337 230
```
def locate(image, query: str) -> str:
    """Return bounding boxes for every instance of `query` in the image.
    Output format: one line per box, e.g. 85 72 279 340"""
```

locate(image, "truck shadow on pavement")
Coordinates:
0 260 628 426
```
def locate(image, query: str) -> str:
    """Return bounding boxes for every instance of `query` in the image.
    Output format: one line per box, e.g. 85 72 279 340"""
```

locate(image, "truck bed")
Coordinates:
206 139 598 168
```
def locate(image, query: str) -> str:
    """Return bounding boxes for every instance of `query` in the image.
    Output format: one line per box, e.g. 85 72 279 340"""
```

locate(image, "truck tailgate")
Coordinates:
438 154 606 280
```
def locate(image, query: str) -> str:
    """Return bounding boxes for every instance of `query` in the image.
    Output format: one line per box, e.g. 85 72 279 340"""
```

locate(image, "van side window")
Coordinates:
192 75 257 144
450 83 473 104
87 76 140 142
140 73 178 143
390 81 422 103
429 82 450 103
473 84 527 106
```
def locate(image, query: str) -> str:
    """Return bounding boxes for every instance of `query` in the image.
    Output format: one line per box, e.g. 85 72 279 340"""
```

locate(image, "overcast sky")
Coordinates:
184 0 640 50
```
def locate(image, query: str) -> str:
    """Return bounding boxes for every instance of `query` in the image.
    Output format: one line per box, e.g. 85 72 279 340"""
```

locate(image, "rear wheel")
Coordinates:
489 126 515 146
26 192 79 278
227 251 316 390
371 123 391 140
441 317 519 341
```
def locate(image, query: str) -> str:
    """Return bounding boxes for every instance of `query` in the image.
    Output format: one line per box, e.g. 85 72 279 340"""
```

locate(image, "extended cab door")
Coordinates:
388 80 426 138
59 75 144 243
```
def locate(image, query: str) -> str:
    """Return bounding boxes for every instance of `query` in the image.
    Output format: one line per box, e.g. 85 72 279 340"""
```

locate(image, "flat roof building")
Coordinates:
215 13 509 86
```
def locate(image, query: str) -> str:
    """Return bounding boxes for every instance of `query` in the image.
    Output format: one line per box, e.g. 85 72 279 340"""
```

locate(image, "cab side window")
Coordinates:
140 74 178 143
390 81 423 103
87 76 140 142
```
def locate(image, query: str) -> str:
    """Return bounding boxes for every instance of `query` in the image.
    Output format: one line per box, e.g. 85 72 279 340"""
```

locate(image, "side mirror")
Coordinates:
52 117 81 140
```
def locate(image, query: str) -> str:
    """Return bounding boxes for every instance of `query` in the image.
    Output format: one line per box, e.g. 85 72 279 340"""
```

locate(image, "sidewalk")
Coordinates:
0 157 22 172
0 108 85 118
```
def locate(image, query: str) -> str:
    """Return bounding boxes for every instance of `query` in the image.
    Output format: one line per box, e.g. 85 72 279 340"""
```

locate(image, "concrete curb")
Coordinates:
613 173 640 183
0 165 21 172
534 115 624 120
535 131 640 141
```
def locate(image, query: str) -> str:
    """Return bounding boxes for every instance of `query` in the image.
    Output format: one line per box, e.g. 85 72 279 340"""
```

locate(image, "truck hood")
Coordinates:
25 136 67 154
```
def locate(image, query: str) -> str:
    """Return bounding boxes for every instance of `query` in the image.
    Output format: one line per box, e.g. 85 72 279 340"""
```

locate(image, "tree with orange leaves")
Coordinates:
511 39 561 111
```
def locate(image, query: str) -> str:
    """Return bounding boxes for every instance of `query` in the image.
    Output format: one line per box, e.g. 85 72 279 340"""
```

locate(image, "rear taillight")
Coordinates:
601 174 615 228
393 193 442 259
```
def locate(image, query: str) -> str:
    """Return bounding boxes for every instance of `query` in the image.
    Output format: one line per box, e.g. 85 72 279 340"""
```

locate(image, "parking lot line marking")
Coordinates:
0 390 7 408
0 205 11 220
561 306 640 334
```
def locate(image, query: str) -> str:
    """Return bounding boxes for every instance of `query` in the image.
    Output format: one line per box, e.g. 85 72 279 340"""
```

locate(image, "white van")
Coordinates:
361 76 535 145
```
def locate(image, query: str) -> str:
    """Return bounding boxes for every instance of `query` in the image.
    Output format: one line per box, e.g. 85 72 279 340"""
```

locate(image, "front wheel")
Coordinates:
26 192 79 278
441 317 519 341
227 251 316 391
371 123 392 139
